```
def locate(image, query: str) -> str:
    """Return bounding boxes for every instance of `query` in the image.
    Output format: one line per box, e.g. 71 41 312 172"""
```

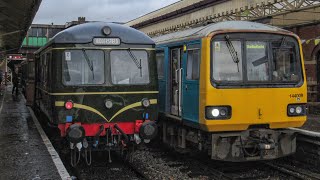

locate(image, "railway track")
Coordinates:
34 110 147 180
37 111 320 180
69 152 146 180
263 161 320 180
129 132 320 180
64 133 320 180
291 128 320 168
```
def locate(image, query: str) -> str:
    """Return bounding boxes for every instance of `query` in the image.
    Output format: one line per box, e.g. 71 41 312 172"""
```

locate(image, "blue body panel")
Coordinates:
157 47 169 112
156 40 201 124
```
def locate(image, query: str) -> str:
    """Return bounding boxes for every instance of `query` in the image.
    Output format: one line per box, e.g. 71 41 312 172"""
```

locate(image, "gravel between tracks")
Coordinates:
131 150 191 179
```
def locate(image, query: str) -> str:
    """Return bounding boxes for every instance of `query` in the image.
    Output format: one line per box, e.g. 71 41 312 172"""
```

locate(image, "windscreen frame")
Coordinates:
210 32 304 89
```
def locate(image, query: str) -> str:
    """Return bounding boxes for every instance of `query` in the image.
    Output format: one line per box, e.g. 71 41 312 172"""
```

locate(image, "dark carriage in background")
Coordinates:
20 54 35 106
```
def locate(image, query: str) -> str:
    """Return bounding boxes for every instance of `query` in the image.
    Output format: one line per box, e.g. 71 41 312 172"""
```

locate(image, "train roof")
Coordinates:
153 21 291 45
36 22 154 53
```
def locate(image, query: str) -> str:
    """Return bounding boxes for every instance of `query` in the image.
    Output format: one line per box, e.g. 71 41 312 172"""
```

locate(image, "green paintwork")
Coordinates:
35 47 158 125
23 36 48 47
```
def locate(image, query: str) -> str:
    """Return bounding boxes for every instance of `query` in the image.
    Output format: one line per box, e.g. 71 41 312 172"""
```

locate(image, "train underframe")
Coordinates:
161 120 297 161
58 120 157 166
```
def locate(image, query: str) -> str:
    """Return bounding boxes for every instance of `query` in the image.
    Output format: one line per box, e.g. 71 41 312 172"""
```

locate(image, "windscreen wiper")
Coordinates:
82 49 94 79
280 36 287 47
225 35 240 72
127 49 142 77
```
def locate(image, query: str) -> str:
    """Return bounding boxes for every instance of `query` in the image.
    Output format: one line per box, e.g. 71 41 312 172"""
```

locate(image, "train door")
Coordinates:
170 47 183 116
182 43 200 123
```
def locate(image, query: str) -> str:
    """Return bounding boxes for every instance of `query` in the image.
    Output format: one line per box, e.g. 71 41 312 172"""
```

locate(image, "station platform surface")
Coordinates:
301 114 320 132
0 86 63 180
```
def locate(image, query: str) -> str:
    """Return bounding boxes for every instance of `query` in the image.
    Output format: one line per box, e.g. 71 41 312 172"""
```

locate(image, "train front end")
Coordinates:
200 27 307 161
50 23 158 165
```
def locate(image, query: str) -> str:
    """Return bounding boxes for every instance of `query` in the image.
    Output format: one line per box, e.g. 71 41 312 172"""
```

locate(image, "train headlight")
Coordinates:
211 109 220 117
141 98 150 108
287 104 306 116
296 106 302 114
206 106 231 120
105 99 113 109
102 26 111 35
65 100 74 110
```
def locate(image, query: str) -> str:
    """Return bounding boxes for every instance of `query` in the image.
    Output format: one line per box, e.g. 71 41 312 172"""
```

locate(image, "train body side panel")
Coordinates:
157 47 169 113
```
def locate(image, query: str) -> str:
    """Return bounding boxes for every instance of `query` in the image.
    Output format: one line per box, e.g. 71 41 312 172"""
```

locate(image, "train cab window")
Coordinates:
212 41 243 81
211 34 302 87
62 50 105 85
246 41 269 81
186 49 200 80
110 50 149 85
272 44 300 82
156 51 164 79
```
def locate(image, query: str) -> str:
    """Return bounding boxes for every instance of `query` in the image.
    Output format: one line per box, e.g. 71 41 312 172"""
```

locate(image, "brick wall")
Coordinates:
289 24 320 61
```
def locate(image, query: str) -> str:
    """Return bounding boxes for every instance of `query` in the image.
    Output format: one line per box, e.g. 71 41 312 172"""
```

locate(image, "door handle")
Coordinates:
185 84 188 91
175 69 179 83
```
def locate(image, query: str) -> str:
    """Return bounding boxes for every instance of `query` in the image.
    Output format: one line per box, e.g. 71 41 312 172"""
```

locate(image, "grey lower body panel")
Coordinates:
210 129 296 161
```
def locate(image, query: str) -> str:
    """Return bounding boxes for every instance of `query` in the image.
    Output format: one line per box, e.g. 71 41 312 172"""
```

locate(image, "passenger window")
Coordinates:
45 53 51 84
186 49 200 80
41 54 46 85
156 51 165 79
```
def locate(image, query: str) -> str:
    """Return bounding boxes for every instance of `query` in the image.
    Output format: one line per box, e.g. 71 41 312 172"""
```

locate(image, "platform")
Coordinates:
0 86 68 180
301 115 320 132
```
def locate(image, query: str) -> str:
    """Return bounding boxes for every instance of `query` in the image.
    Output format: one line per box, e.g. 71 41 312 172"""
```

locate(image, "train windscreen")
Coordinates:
211 34 302 86
62 50 105 85
110 50 150 85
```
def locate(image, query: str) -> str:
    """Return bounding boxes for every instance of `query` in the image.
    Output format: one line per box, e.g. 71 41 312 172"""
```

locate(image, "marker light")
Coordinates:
105 100 113 109
65 101 74 110
220 109 227 116
211 109 220 117
141 98 150 108
289 107 295 114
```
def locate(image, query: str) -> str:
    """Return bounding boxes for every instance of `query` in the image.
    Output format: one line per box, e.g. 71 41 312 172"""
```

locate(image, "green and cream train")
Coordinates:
33 22 158 166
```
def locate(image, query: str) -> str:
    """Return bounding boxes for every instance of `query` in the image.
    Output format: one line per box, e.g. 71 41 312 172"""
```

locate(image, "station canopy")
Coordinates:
0 0 41 54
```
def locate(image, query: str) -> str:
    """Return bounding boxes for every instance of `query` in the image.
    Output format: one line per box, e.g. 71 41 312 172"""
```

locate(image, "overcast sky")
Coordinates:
32 0 180 25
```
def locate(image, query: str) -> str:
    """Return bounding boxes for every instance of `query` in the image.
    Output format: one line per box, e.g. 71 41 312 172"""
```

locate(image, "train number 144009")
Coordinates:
289 93 303 98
